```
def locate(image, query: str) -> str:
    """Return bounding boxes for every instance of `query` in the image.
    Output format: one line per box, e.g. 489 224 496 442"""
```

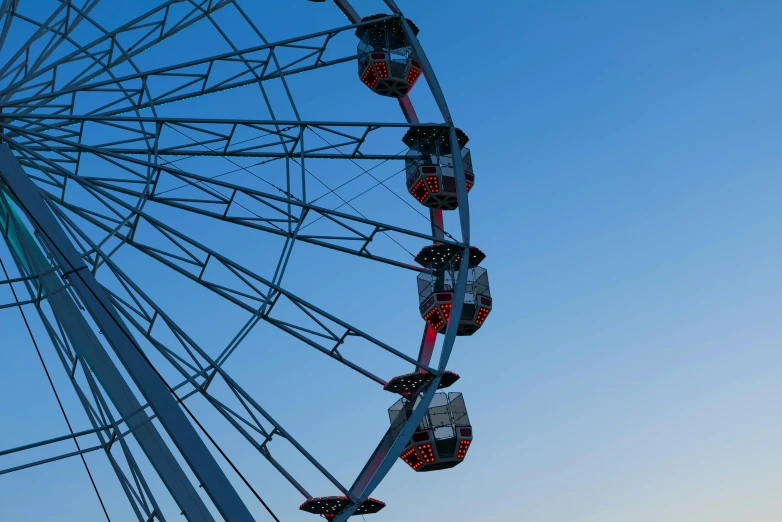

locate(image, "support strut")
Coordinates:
0 144 256 522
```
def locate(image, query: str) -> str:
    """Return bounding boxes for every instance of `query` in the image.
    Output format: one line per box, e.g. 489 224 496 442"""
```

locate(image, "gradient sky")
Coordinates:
2 1 782 521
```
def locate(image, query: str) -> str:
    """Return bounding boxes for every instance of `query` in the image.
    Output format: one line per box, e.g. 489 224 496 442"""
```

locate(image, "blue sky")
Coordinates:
1 0 782 521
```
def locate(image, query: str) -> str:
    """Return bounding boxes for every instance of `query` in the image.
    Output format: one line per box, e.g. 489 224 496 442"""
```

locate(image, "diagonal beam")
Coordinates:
0 0 235 102
4 115 424 160
0 16 389 115
0 144 255 522
1 198 174 522
0 0 101 97
3 129 449 275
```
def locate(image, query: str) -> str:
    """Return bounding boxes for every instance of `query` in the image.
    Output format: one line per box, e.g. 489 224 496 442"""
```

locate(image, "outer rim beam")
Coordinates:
327 2 475 520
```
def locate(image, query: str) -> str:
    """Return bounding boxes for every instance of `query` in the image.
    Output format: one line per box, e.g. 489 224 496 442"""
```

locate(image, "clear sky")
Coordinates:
1 1 782 521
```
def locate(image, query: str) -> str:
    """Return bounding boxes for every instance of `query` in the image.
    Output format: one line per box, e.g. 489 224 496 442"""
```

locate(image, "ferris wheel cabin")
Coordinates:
389 392 473 472
356 15 423 97
416 244 492 336
403 127 474 210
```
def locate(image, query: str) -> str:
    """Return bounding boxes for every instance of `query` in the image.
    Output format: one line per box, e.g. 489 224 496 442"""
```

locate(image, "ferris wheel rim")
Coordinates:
0 2 479 521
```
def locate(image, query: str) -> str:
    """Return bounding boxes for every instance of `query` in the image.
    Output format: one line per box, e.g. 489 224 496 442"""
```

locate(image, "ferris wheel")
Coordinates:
0 1 493 521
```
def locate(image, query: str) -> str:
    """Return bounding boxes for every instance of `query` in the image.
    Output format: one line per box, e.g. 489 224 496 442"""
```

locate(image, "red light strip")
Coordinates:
440 303 453 323
417 443 436 463
375 61 389 78
457 440 471 459
407 67 421 85
401 448 423 470
361 66 378 89
411 178 429 203
425 175 440 193
475 307 490 325
424 307 444 329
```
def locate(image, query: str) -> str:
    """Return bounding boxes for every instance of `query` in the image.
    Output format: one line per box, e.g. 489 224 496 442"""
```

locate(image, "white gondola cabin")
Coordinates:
356 14 423 97
389 392 473 472
416 244 491 336
403 127 474 210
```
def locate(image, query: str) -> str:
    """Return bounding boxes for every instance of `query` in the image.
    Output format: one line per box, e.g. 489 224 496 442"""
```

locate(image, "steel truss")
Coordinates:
0 1 475 521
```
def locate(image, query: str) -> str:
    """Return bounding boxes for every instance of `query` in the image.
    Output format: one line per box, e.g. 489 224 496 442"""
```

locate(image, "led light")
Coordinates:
475 307 490 325
425 175 440 193
407 67 421 85
441 303 453 323
401 448 423 470
424 307 444 329
361 66 379 89
374 61 389 78
418 443 436 463
411 178 429 203
457 439 471 459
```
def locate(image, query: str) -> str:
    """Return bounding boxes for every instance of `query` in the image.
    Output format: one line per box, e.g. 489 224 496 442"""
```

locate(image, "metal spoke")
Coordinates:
44 182 434 377
0 16 391 120
4 115 432 160
0 0 236 105
44 213 354 499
